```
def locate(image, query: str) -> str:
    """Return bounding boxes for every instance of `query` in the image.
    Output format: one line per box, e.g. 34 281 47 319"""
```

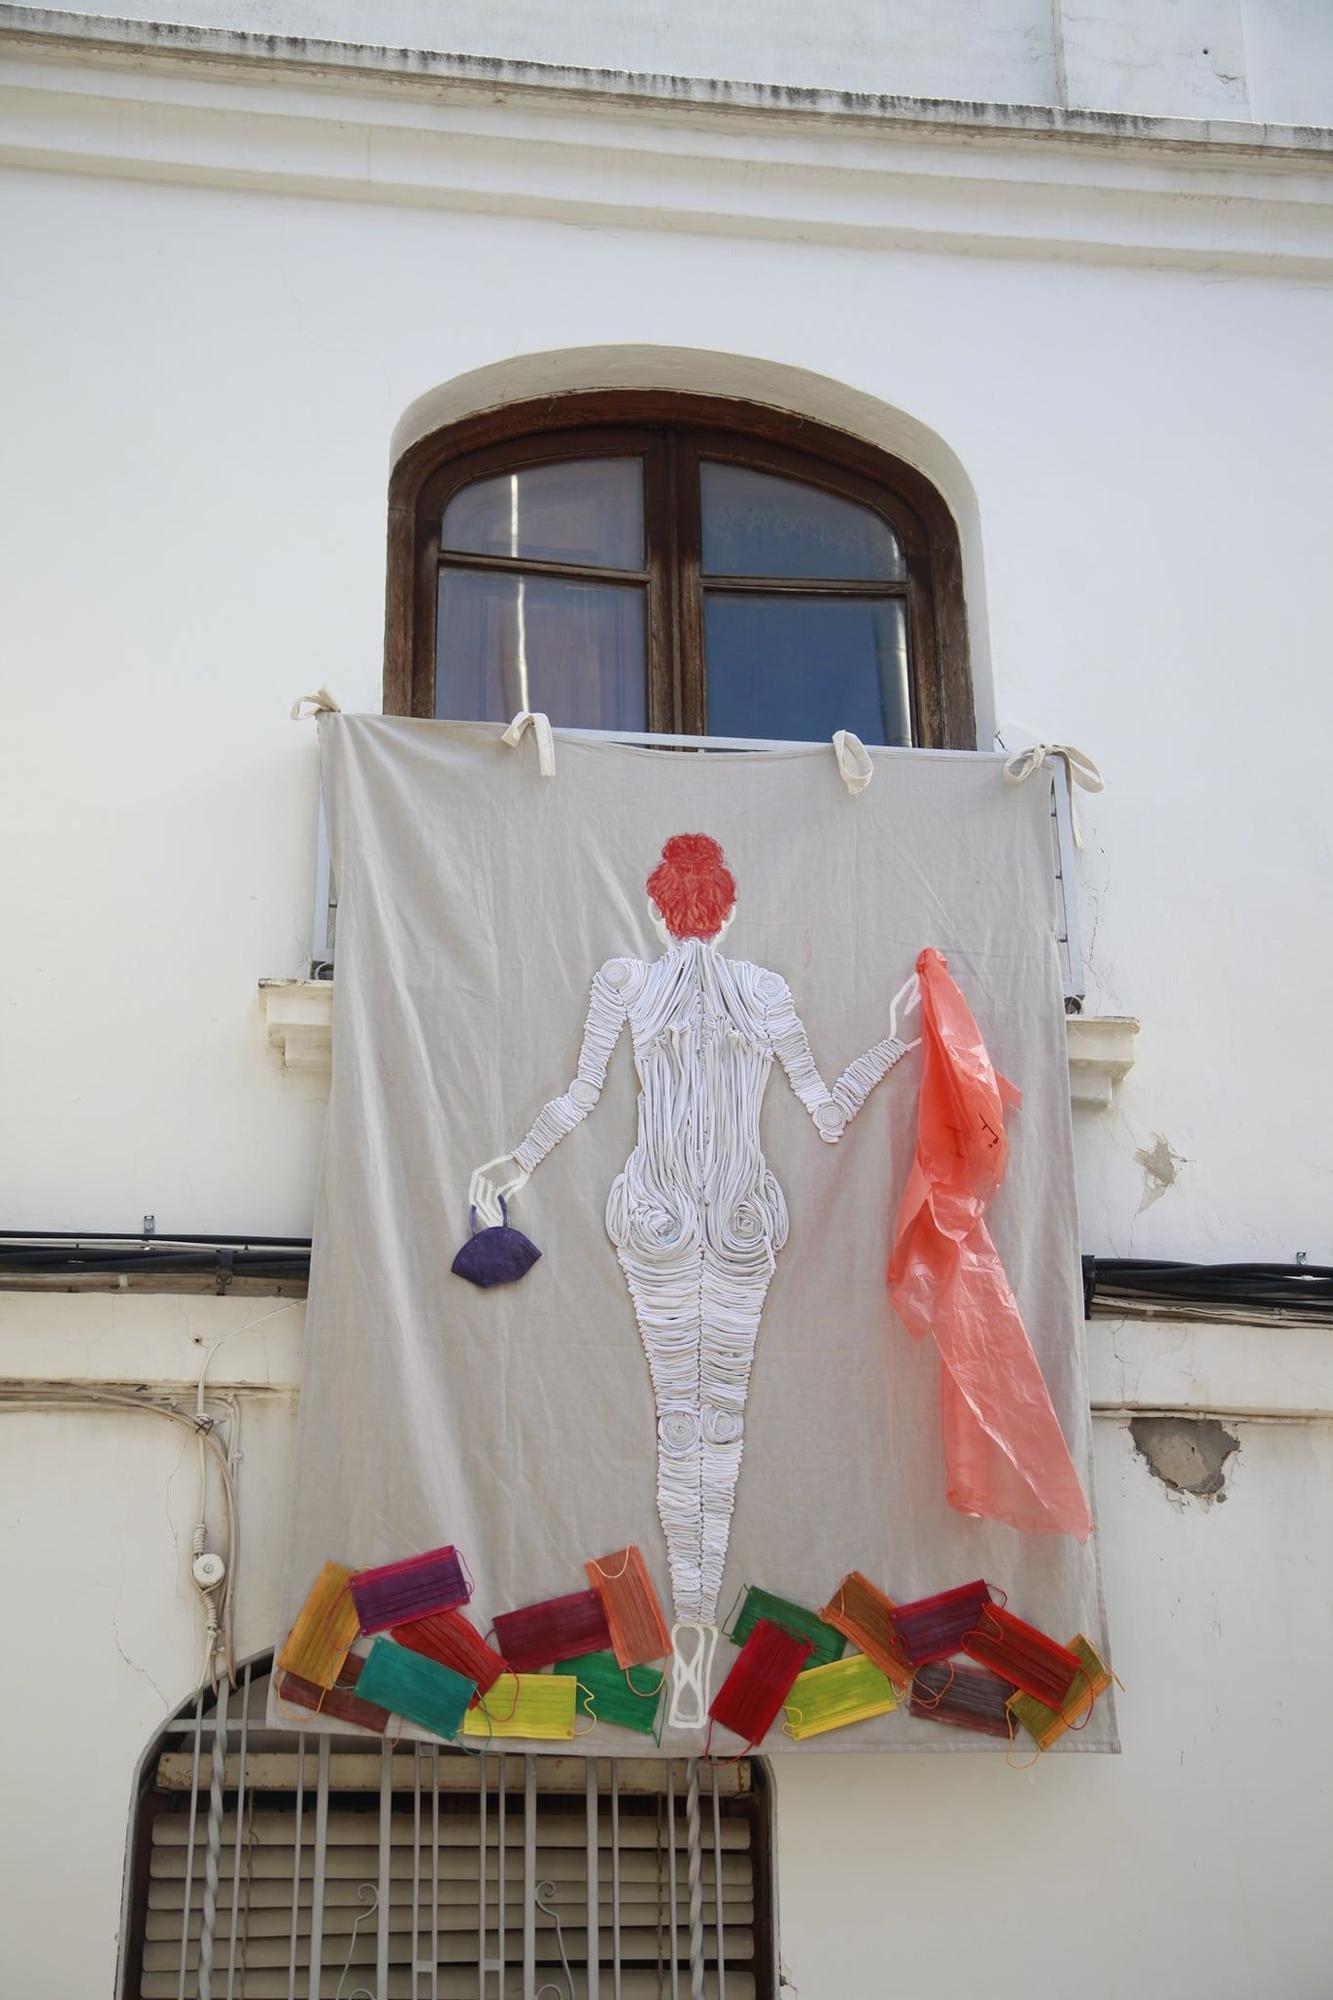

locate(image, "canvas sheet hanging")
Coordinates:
272 716 1116 1754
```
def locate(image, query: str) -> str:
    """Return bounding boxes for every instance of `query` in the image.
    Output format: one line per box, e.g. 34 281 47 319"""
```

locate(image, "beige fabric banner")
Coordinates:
274 716 1116 1753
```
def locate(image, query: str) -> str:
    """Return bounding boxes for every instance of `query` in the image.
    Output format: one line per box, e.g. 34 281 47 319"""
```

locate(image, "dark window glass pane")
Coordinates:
701 462 904 581
442 459 643 569
437 568 646 730
703 594 910 746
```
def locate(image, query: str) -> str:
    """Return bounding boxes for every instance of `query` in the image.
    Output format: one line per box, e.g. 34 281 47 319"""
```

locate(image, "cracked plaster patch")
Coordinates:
1130 1415 1239 1505
1135 1132 1186 1212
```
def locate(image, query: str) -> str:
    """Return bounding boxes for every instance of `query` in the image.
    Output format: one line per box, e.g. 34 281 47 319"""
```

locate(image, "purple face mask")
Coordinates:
451 1199 542 1288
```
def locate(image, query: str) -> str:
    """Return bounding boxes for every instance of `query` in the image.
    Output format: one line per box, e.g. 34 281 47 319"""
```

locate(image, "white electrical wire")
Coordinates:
1 1292 298 1694
0 1385 241 1689
193 1303 300 1686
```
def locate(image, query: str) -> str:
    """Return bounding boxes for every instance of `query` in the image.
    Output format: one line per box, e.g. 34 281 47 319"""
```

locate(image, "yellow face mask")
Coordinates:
463 1673 580 1741
1006 1635 1112 1749
783 1654 900 1740
276 1561 360 1690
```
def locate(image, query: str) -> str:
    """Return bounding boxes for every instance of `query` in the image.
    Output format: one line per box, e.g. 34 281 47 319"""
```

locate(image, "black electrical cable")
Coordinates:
0 1230 311 1284
1083 1257 1333 1320
1 1234 1327 1319
0 1230 310 1248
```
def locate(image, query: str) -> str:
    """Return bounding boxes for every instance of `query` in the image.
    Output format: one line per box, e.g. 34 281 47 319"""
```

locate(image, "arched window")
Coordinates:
385 393 973 747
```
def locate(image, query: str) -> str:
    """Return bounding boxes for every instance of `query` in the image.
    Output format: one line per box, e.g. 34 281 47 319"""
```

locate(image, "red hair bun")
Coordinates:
647 833 737 940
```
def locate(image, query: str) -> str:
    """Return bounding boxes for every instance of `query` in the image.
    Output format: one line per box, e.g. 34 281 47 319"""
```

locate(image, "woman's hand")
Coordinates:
889 972 922 1049
468 1154 531 1230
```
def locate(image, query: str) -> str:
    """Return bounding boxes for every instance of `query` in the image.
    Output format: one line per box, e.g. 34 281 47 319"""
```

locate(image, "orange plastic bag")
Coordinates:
888 948 1092 1540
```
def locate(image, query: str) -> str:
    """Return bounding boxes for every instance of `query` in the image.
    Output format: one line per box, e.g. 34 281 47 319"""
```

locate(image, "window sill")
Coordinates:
260 979 1139 1107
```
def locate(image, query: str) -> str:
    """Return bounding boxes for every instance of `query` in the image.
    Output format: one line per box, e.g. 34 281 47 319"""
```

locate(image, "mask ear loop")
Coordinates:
964 1603 1006 1652
271 1676 321 1726
454 1669 516 1758
705 1735 756 1769
457 1702 491 1759
588 1549 634 1583
1059 1660 1124 1734
273 1651 379 1727
573 1684 598 1737
719 1581 749 1642
1059 1664 1097 1736
909 1660 956 1709
485 1670 523 1726
780 1699 804 1742
1006 1659 1122 1762
1004 1703 1041 1772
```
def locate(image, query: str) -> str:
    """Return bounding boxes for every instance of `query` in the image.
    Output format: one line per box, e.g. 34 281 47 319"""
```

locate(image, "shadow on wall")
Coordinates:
388 343 995 742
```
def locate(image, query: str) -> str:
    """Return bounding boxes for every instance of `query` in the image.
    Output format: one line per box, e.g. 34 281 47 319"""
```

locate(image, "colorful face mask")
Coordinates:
451 1199 542 1288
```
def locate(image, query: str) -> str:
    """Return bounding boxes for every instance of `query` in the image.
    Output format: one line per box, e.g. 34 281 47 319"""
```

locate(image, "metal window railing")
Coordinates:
119 1660 775 2000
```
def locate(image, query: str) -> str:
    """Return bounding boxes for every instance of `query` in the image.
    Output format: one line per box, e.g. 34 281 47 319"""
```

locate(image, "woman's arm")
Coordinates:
471 958 632 1221
763 971 918 1144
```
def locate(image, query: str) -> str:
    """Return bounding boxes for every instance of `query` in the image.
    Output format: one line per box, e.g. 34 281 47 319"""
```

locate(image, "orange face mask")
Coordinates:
888 948 1092 1541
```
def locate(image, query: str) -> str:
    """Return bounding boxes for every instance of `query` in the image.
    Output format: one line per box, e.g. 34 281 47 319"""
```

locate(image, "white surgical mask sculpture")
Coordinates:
470 823 920 1728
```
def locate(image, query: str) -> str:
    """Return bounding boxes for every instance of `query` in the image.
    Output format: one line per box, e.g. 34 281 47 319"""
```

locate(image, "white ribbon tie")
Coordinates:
832 729 873 796
1004 741 1103 847
290 687 342 720
503 710 556 778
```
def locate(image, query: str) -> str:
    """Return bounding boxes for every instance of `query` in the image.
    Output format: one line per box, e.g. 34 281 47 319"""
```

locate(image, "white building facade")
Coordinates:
2 3 1332 1994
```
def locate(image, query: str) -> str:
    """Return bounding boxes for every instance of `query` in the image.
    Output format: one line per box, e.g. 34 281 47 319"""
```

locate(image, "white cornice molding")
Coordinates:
1 7 1331 160
260 978 1139 1109
2 10 1332 274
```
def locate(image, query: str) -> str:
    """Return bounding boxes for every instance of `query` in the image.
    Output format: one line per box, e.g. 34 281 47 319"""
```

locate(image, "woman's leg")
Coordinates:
618 1242 709 1622
697 1245 771 1624
618 1239 772 1630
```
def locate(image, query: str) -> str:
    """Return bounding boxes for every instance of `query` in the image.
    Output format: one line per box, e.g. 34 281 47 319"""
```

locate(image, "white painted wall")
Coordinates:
16 0 1333 123
4 155 1331 1253
2 20 1332 2000
3 1301 1331 1996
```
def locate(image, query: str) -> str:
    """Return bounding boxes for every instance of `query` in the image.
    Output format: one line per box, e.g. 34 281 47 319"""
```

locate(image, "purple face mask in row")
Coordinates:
451 1199 542 1288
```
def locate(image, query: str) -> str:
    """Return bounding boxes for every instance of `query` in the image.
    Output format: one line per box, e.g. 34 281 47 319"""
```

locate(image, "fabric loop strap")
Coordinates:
831 729 873 796
1003 741 1103 848
502 710 556 778
290 687 342 721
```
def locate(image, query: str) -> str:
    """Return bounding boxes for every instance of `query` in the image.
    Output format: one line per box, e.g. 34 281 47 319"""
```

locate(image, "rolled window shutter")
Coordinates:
126 1662 769 2000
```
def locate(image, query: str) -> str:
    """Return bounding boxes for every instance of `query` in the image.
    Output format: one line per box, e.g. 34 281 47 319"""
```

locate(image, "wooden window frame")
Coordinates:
385 391 974 747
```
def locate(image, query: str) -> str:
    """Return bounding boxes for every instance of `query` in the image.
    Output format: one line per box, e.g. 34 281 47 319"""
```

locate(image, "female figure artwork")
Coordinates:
471 834 918 1721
